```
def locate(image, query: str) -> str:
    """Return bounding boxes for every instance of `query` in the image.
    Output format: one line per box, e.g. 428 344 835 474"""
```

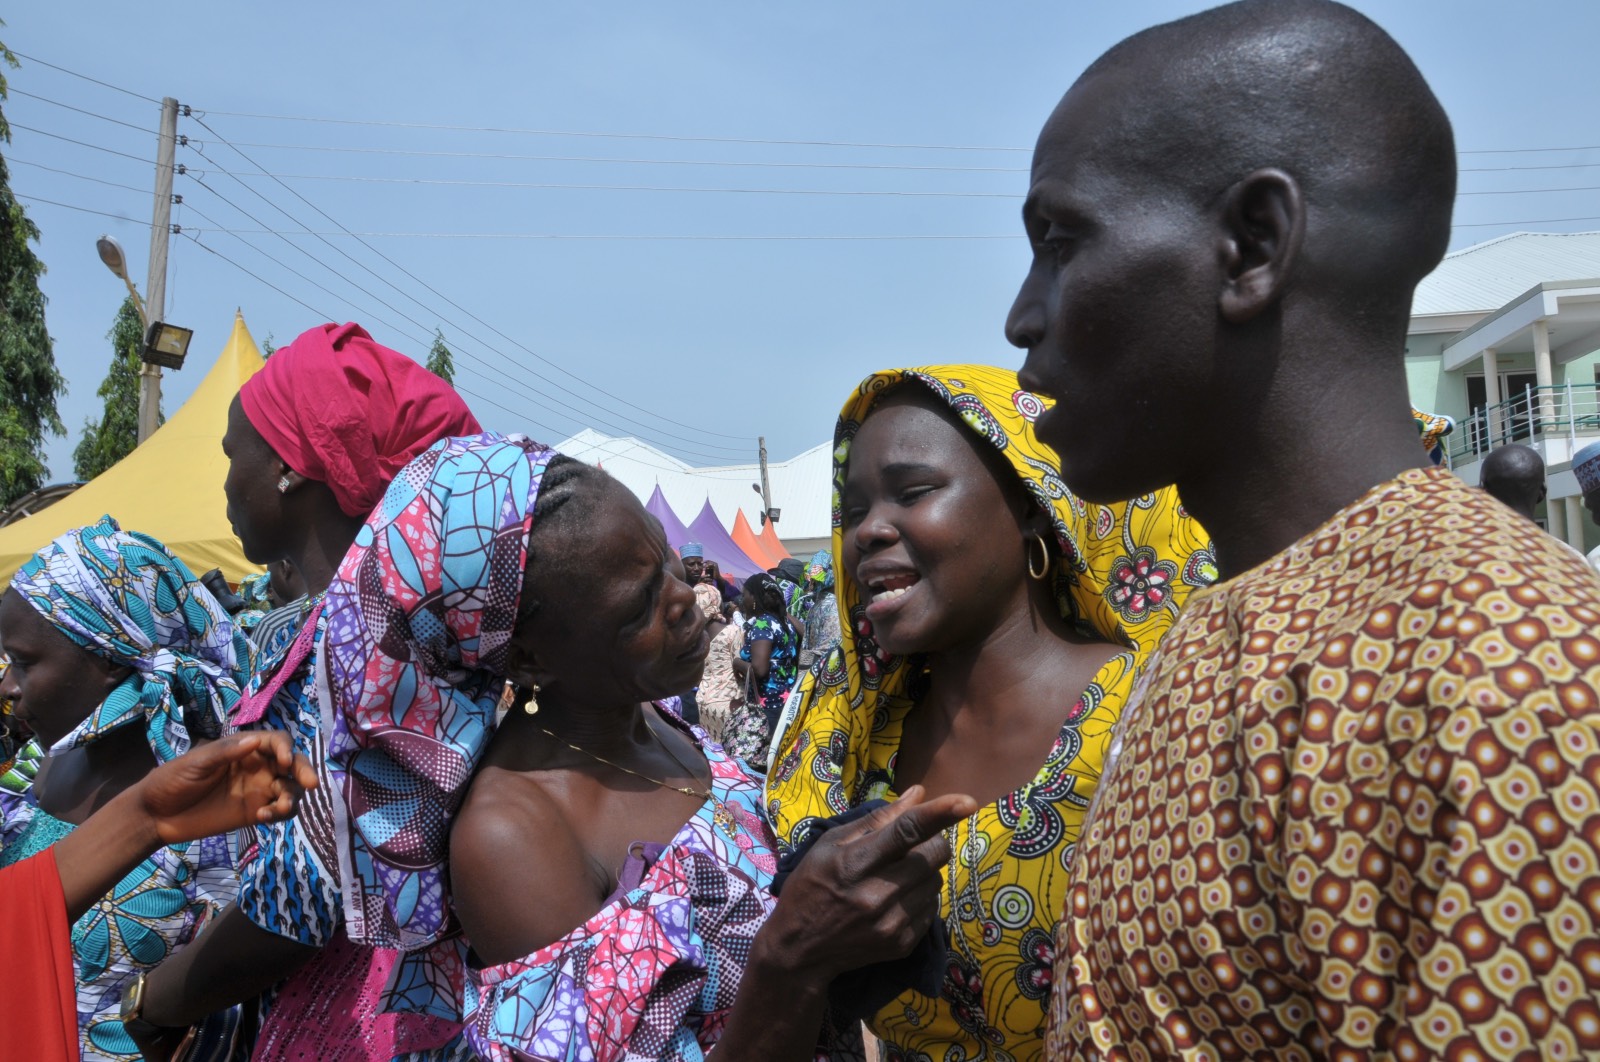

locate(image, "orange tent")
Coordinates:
732 509 782 569
758 516 792 563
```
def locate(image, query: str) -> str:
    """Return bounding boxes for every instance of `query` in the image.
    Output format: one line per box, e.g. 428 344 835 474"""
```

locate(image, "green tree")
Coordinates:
73 296 146 480
426 329 456 384
261 331 277 358
0 37 65 504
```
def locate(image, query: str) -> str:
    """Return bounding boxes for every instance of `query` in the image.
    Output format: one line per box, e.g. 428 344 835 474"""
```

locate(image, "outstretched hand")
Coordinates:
139 731 318 846
762 785 979 980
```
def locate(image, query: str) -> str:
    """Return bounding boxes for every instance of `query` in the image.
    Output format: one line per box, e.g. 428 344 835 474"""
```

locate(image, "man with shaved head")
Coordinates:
1007 1 1600 1058
1480 443 1547 523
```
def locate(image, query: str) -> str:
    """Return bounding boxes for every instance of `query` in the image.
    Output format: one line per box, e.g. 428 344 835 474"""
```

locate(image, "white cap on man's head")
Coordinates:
1573 441 1600 495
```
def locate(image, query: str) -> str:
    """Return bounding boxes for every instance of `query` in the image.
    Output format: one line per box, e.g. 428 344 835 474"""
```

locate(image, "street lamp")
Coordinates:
95 235 193 442
96 236 148 328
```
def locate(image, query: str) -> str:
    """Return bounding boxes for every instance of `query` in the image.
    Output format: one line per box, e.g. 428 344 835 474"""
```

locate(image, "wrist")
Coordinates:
120 778 168 851
121 971 191 1056
751 919 833 986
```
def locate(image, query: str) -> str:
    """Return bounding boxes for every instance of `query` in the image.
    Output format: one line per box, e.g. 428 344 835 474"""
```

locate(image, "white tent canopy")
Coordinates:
554 429 833 553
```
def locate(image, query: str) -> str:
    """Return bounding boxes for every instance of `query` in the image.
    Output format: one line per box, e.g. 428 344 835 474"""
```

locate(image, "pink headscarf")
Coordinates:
239 322 482 517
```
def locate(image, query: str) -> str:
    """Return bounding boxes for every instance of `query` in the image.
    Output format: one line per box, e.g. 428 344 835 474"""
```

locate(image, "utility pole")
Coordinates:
757 436 774 525
138 96 178 443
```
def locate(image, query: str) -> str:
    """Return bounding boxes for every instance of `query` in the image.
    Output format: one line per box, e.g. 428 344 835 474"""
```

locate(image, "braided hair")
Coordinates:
515 455 607 625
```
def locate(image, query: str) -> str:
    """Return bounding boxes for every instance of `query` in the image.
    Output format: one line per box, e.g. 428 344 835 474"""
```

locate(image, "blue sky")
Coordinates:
8 0 1600 483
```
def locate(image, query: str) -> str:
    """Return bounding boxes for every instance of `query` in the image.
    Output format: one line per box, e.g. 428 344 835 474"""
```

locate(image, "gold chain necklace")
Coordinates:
536 725 713 801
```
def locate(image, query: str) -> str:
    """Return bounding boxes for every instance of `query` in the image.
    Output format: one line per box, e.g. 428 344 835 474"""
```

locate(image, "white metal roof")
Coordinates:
554 428 835 542
1412 231 1600 318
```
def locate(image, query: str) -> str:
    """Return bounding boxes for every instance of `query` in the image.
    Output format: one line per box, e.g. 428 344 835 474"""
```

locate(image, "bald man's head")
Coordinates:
1481 444 1546 521
1084 0 1455 305
1009 0 1456 503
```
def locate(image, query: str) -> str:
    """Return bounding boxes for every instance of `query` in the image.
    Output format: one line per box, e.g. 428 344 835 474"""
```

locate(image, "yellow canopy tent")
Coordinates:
0 312 266 585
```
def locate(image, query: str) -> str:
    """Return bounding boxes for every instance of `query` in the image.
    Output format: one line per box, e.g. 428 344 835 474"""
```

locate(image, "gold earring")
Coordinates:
1027 533 1052 582
522 683 541 715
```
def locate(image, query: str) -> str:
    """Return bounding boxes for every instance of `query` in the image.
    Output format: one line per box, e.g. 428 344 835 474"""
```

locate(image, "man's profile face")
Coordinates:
1008 70 1219 504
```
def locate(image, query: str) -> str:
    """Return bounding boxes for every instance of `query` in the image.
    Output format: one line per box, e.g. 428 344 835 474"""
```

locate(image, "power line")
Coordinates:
8 123 153 163
179 226 1017 240
188 167 1023 199
179 231 334 319
189 114 760 449
201 141 1600 176
1457 184 1600 197
177 232 764 477
7 89 156 133
194 109 1031 154
183 152 756 460
162 162 1600 203
180 206 637 450
29 187 1600 245
5 51 161 103
13 192 142 223
1460 144 1600 156
1453 214 1600 229
9 158 148 195
1461 162 1600 174
11 51 1600 163
191 138 1030 174
180 107 1600 160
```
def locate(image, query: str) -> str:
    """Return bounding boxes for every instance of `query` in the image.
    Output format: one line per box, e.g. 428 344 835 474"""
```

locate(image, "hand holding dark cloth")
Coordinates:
771 799 949 1024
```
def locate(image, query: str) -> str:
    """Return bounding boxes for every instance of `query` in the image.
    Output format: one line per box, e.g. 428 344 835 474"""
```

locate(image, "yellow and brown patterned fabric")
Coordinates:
1049 465 1600 1060
765 364 1214 1060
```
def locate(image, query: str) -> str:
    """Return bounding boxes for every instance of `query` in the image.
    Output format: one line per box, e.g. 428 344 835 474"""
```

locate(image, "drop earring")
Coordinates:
523 684 541 715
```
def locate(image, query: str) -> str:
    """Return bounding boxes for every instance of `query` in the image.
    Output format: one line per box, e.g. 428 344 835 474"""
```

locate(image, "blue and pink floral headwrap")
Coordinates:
9 515 247 762
320 433 558 951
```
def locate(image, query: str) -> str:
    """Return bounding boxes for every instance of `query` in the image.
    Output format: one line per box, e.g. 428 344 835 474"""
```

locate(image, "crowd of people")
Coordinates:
3 1 1600 1059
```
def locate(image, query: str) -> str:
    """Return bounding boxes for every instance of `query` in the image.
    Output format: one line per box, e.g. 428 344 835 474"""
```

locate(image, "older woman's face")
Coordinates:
0 590 127 749
838 391 1033 656
516 483 711 705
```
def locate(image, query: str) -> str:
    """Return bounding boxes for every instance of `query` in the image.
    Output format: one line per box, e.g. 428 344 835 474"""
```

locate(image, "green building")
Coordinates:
1407 230 1600 554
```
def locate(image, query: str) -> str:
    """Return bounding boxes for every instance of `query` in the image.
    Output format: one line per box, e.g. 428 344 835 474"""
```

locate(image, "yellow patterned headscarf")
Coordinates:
764 365 1214 1055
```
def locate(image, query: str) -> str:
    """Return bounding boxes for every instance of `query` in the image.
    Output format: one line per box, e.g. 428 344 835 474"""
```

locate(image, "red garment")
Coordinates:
239 322 482 517
0 852 80 1060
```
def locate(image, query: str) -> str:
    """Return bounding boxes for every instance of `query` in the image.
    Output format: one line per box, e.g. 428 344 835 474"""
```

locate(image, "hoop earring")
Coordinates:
1027 533 1052 582
522 683 541 715
277 476 292 493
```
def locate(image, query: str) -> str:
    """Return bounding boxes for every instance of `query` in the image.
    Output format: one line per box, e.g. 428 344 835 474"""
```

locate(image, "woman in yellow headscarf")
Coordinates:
766 365 1214 1061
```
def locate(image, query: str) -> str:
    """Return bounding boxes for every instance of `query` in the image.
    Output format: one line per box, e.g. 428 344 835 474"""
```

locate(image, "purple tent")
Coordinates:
643 487 762 580
687 498 767 580
644 485 693 547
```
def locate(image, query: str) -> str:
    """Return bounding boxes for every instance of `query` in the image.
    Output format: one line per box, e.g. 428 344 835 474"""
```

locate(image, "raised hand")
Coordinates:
51 732 316 923
762 785 979 979
139 731 318 846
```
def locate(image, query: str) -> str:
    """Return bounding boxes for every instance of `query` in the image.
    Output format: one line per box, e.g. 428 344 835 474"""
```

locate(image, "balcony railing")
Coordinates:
1449 382 1600 463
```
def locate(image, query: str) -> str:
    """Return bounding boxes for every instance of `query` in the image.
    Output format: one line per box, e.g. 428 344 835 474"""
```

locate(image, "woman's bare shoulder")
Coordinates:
450 767 606 964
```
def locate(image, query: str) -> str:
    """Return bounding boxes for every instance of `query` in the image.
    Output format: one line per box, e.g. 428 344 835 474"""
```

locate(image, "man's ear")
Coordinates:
1217 168 1305 325
278 468 311 494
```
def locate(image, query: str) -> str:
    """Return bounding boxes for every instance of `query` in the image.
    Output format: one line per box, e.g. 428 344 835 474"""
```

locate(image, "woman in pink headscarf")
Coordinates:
130 323 482 1062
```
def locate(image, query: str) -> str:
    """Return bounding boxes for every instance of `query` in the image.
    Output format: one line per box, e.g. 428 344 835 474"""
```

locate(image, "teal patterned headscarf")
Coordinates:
10 515 248 762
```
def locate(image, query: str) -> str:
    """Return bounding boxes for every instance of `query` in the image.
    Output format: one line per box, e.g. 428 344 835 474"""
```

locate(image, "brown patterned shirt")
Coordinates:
1048 467 1600 1061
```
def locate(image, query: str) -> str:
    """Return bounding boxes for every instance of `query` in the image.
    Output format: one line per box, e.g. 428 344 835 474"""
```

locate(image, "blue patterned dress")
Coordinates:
725 614 801 762
232 601 471 1061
